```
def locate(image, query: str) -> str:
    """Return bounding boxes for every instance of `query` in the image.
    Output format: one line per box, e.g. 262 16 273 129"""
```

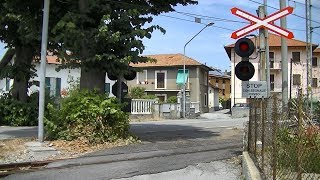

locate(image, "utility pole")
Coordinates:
38 0 50 142
280 0 289 111
259 6 267 83
264 0 270 98
305 0 312 118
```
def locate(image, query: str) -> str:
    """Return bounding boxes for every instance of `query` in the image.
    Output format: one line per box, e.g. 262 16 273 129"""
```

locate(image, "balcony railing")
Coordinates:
270 62 281 69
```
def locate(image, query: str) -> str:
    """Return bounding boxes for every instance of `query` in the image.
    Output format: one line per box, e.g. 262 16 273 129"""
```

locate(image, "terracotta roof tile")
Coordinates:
46 55 61 64
225 33 317 47
131 54 204 67
314 48 320 53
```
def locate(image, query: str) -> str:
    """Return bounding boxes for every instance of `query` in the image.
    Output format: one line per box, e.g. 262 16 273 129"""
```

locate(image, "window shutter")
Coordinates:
105 83 110 94
55 78 61 97
5 78 10 91
45 77 51 93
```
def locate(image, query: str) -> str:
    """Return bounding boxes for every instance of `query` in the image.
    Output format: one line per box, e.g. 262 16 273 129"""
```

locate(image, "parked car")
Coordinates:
232 103 250 108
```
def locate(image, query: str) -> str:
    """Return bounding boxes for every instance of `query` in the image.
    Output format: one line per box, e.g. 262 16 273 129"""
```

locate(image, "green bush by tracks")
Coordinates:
0 92 53 126
45 89 130 144
277 126 320 173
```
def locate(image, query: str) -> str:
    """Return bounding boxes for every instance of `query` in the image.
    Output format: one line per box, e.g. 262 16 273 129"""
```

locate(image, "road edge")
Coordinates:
242 151 262 180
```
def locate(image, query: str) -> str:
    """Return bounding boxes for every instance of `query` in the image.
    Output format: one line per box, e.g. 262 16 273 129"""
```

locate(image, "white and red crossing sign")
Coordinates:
230 7 294 39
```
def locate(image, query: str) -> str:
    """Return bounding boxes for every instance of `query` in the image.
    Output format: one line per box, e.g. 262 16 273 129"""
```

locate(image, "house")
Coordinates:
208 69 231 108
208 82 220 111
225 33 319 107
128 54 213 114
0 54 115 96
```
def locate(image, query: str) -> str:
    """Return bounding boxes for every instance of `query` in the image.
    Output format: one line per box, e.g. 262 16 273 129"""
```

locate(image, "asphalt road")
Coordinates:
4 110 247 180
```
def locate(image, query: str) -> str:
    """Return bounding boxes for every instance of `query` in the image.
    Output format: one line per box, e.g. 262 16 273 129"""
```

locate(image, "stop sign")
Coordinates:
112 81 128 98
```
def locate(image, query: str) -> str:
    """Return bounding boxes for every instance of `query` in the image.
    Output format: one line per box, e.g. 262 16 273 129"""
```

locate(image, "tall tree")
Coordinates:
52 0 197 93
0 1 67 101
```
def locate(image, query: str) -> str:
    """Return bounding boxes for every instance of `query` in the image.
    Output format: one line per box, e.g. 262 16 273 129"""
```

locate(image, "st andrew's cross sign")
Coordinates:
230 6 294 39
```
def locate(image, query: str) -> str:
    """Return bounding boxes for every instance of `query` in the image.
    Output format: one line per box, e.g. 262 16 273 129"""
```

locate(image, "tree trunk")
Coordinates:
80 68 106 93
11 46 34 102
78 0 106 94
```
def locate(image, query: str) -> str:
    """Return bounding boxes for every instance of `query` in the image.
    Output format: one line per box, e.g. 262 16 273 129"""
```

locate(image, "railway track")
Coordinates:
0 159 60 178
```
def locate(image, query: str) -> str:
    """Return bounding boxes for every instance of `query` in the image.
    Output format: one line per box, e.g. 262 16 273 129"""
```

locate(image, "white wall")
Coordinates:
0 63 116 97
208 86 219 110
231 46 319 107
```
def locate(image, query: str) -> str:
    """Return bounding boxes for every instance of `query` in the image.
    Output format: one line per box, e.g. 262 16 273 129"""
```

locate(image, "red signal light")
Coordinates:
234 38 255 57
239 42 249 52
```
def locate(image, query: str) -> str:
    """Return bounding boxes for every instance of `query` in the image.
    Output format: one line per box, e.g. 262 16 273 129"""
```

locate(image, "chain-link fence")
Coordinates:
246 90 320 179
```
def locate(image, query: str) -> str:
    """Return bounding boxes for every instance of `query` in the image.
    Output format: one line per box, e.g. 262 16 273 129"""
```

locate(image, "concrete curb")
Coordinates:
242 151 262 180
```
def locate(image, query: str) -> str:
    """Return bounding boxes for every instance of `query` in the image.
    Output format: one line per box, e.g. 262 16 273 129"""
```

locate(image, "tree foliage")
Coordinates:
0 1 67 101
52 0 197 92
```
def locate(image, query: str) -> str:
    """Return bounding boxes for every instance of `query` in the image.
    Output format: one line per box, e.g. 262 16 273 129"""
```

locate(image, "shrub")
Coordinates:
166 96 177 103
128 86 156 99
0 92 54 126
129 87 145 99
45 89 130 144
277 127 320 173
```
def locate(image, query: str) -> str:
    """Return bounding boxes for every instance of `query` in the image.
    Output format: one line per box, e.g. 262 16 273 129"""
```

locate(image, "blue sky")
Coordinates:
0 0 319 71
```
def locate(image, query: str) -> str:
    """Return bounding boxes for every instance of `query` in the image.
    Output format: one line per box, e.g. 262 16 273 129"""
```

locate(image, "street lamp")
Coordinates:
182 22 214 118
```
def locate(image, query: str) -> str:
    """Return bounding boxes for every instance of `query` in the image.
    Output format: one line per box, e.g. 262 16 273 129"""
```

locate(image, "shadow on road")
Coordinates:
130 124 219 142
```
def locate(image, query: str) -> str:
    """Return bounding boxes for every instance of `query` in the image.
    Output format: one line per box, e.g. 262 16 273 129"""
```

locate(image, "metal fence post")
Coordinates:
248 99 253 152
297 89 303 180
272 96 278 180
254 99 258 157
261 97 266 172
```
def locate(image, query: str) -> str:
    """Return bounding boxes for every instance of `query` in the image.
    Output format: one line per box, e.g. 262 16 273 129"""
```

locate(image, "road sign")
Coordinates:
112 81 128 98
231 7 294 39
242 81 268 98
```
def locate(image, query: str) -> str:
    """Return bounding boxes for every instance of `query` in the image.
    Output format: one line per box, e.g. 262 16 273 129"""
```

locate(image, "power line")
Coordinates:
159 14 205 24
175 11 248 24
248 0 320 25
159 14 236 31
288 0 320 10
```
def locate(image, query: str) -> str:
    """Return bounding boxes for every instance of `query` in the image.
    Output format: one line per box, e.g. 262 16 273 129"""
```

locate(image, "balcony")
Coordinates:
270 62 281 70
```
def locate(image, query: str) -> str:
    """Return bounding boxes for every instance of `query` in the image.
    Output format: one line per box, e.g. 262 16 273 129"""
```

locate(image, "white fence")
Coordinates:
131 99 157 114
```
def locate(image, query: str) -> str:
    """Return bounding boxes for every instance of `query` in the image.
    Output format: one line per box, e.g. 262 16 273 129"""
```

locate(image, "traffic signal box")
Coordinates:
110 68 137 112
234 38 255 81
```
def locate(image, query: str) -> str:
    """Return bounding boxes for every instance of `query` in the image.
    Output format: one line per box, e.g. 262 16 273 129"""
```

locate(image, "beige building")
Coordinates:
128 54 212 113
225 33 319 106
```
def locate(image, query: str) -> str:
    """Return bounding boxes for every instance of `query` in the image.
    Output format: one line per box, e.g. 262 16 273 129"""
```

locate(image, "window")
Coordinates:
269 52 275 60
5 78 11 91
137 70 147 84
269 52 275 68
155 71 167 89
204 93 207 107
312 57 318 67
222 89 225 95
105 83 110 94
312 78 318 87
45 77 61 97
222 79 225 84
292 74 301 86
292 52 300 63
